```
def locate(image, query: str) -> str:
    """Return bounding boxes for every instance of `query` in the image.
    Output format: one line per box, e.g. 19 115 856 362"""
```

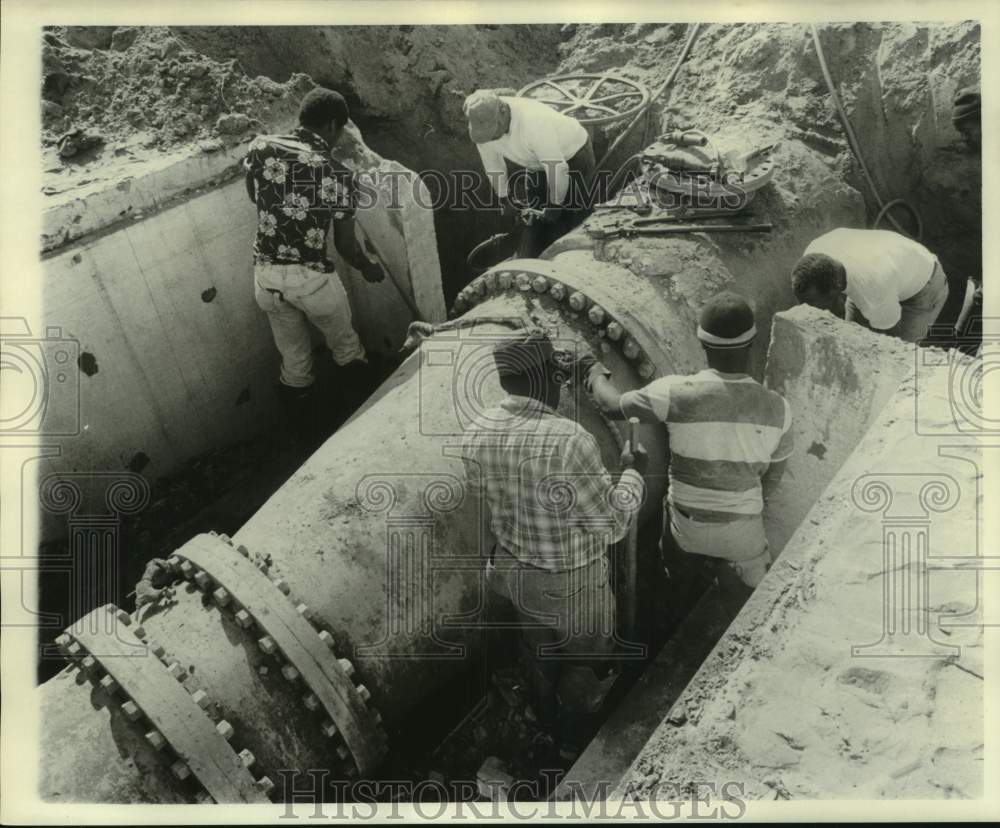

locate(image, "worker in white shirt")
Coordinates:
791 228 949 343
464 89 597 257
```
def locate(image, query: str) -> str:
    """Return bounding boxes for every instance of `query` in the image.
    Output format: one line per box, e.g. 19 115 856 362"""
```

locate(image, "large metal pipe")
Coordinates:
37 225 789 803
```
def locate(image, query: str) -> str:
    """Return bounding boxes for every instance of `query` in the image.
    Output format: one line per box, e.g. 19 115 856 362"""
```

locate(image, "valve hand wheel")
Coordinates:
517 73 650 127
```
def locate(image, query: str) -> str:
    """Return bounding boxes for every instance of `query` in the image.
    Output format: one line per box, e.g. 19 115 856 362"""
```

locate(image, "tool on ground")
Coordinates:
623 416 641 640
586 217 772 240
400 316 527 352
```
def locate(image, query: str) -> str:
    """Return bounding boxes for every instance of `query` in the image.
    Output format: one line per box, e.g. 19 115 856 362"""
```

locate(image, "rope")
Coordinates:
809 24 923 240
595 23 703 171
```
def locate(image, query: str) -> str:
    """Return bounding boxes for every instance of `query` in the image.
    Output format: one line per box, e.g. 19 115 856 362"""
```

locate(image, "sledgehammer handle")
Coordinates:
624 417 641 640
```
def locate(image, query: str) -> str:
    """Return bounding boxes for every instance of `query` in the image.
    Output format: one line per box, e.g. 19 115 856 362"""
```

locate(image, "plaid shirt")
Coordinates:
461 396 644 571
243 127 355 272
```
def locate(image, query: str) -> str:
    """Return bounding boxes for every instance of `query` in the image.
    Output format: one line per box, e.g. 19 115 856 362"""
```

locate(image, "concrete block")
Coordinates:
764 305 913 555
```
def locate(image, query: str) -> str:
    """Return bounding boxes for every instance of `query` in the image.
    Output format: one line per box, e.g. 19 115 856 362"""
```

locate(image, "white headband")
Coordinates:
696 324 757 347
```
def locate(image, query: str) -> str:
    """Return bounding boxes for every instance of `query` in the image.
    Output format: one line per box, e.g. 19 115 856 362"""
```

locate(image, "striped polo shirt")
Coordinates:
620 369 793 558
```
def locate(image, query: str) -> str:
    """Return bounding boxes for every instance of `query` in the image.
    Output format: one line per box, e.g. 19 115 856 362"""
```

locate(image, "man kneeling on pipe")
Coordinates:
464 90 597 258
791 228 949 343
587 293 794 620
460 328 645 754
243 88 385 421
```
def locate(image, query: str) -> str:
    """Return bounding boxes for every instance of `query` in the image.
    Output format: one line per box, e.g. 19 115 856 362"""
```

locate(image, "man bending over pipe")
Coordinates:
460 328 645 755
464 90 597 258
791 228 948 343
244 87 385 419
586 293 793 619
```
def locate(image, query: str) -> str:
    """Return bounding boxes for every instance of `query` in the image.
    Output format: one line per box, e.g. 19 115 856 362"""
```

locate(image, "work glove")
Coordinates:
134 558 176 611
572 353 611 392
620 438 649 477
360 257 385 284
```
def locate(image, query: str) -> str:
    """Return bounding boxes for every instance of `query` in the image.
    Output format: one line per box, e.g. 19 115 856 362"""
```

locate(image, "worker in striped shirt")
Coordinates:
460 328 645 743
588 293 793 617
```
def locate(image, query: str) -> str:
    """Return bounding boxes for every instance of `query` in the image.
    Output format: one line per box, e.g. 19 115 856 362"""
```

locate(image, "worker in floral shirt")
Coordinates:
243 87 384 413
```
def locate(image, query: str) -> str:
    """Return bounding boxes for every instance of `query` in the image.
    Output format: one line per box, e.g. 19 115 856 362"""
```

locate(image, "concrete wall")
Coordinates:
764 307 914 554
616 347 984 799
35 127 444 534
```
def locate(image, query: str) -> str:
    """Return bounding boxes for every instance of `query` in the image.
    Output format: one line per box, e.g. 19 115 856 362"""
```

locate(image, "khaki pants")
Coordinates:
254 262 365 387
846 261 949 343
488 546 617 721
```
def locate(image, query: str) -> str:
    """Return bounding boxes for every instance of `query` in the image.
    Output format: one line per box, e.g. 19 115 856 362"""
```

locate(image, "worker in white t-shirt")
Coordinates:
464 89 597 257
791 228 949 343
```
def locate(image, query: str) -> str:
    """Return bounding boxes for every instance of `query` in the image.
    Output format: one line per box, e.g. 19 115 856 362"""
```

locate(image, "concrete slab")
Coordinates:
764 305 914 554
615 355 984 800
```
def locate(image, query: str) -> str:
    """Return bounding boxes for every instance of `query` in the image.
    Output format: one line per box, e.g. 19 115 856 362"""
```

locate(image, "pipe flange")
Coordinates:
167 533 387 777
56 605 271 803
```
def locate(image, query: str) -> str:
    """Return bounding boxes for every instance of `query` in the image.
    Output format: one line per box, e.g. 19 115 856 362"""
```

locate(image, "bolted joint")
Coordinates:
193 571 212 592
496 271 513 291
121 700 141 722
115 609 132 626
549 282 566 301
531 275 549 293
179 561 195 579
606 321 624 341
166 661 188 682
145 730 167 751
303 693 320 712
317 630 335 649
273 579 291 596
258 636 277 656
148 640 166 659
238 748 256 768
235 610 253 629
281 664 300 683
623 337 640 359
216 720 235 741
191 689 210 710
212 587 231 607
588 305 606 326
337 658 356 678
295 603 313 622
569 291 588 311
99 674 119 695
236 544 250 558
638 360 655 380
255 776 275 797
356 684 371 703
171 761 191 781
515 272 532 292
321 721 339 739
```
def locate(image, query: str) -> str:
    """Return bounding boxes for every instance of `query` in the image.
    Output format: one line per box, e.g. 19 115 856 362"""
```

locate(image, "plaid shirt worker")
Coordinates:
461 395 645 571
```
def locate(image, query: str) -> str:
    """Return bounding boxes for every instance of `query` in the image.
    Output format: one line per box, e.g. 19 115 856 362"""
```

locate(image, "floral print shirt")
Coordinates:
243 127 354 272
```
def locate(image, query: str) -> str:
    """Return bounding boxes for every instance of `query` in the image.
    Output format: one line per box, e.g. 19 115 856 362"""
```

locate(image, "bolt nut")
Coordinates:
515 273 531 292
55 634 71 649
318 630 335 648
194 571 212 591
132 625 147 640
236 544 250 558
179 561 194 578
483 272 498 292
191 689 210 709
281 664 300 683
115 609 132 626
216 720 235 741
496 272 513 290
336 745 350 761
273 579 291 596
99 674 119 694
235 610 253 629
295 603 312 621
81 656 97 673
356 684 371 703
303 693 320 712
338 658 355 678
258 636 277 655
623 337 640 359
145 730 167 751
569 291 588 311
638 360 655 379
167 555 182 570
166 662 188 682
255 776 275 796
66 641 83 658
549 282 566 301
218 533 232 545
212 587 231 607
121 701 141 722
321 720 339 738
588 305 606 326
606 321 624 341
171 761 191 781
469 277 486 298
238 748 256 768
531 276 549 293
148 640 166 659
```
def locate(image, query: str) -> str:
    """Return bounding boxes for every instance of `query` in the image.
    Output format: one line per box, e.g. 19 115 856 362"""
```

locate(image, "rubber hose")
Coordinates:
809 24 923 241
874 198 924 241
